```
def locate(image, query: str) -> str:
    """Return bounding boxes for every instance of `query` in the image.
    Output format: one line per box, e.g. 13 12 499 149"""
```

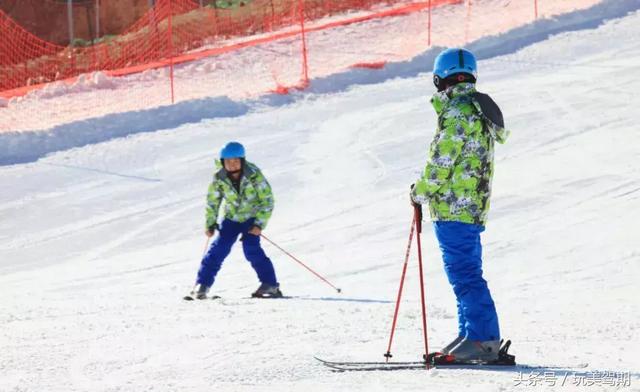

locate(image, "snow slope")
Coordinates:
1 5 640 392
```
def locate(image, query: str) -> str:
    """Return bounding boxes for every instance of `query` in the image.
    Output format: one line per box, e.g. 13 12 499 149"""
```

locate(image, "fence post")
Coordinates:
298 0 309 87
86 4 94 44
270 0 275 29
67 0 75 46
427 0 431 46
95 0 100 41
92 0 100 67
168 0 175 104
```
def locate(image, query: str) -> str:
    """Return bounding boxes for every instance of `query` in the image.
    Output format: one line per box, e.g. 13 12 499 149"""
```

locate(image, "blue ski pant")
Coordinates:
196 219 278 288
433 221 500 341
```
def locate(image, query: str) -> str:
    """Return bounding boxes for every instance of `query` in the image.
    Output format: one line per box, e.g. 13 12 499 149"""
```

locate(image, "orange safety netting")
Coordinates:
2 0 570 134
0 0 438 94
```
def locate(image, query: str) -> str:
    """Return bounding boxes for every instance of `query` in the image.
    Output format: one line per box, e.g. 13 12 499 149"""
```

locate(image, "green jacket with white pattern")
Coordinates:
411 83 509 226
205 161 274 230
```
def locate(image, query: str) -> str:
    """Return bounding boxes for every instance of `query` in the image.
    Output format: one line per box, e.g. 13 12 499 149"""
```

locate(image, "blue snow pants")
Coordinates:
196 218 278 288
433 221 500 341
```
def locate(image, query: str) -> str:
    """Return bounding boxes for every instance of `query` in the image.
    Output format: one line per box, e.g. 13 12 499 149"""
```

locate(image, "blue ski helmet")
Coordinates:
220 142 245 160
433 48 477 79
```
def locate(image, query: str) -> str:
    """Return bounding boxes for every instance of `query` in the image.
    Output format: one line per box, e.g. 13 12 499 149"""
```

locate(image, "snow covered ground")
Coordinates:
2 1 640 392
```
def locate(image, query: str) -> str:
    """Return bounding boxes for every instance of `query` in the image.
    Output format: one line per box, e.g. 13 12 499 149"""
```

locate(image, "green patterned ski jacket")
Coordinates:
205 161 274 230
411 83 509 226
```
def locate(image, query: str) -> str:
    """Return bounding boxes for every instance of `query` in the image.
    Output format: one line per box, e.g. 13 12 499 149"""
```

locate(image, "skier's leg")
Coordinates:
434 222 469 338
455 299 466 339
465 227 500 341
434 221 500 342
196 219 241 287
241 229 278 286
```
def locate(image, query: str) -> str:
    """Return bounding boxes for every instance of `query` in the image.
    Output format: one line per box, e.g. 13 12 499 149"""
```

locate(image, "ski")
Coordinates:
182 295 221 301
316 358 589 372
318 361 566 372
320 361 589 372
315 357 517 371
182 294 296 301
316 340 588 372
314 356 423 366
322 362 428 371
314 357 589 372
316 339 516 368
248 295 288 299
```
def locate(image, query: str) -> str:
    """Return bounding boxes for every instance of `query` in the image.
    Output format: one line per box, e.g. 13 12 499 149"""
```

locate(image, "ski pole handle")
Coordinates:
414 204 423 233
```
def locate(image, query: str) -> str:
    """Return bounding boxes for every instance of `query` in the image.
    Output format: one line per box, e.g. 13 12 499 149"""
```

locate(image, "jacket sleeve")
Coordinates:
411 111 468 203
205 180 223 230
253 173 274 230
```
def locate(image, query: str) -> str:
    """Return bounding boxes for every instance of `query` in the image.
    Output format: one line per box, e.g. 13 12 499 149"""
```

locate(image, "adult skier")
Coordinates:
188 141 282 299
411 48 509 362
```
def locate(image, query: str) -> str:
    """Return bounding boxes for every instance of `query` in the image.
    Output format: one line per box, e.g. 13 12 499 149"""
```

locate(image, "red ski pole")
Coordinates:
261 234 342 293
414 204 431 368
384 210 417 362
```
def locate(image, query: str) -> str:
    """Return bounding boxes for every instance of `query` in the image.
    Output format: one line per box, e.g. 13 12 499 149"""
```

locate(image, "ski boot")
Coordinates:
251 283 283 298
441 335 464 355
427 339 516 366
422 335 463 363
448 338 500 362
184 283 210 300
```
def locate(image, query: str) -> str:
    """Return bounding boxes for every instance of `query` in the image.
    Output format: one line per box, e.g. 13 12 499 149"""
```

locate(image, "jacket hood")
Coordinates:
470 92 509 144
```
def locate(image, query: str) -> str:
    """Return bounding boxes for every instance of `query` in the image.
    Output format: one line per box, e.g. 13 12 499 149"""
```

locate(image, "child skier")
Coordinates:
411 48 509 362
188 141 282 299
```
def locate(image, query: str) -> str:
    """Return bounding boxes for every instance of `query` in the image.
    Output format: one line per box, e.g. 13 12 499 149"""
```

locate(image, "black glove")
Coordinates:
410 184 423 233
206 223 218 237
241 224 262 241
410 184 420 208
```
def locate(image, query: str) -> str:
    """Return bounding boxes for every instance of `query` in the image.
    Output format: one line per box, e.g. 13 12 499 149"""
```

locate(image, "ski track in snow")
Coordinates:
2 2 640 392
